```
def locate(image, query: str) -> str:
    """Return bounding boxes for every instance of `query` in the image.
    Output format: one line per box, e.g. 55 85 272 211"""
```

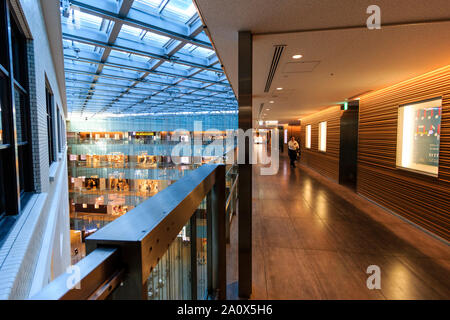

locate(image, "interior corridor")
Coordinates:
227 152 450 300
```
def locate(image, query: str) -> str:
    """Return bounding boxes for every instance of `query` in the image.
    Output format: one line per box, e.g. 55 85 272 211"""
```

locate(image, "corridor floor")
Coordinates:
228 153 450 300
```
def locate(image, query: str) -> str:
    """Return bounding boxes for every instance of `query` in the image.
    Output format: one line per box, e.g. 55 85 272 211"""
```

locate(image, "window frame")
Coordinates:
46 83 56 165
57 106 62 153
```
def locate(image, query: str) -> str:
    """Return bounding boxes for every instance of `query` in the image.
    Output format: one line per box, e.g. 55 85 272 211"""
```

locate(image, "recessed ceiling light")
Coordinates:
276 88 283 91
269 101 274 104
292 54 303 59
266 109 270 111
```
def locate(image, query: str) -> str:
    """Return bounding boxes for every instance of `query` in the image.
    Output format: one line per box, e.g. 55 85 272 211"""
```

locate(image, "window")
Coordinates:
0 0 7 69
57 107 62 153
58 111 66 151
46 85 55 165
0 0 7 147
305 125 311 149
11 12 32 196
318 121 327 152
396 97 442 176
0 76 7 217
0 156 5 216
0 3 33 220
15 86 32 194
10 12 27 87
0 81 3 144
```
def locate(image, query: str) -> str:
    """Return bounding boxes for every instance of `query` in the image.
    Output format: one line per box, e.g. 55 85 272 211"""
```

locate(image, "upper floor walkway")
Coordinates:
227 152 450 299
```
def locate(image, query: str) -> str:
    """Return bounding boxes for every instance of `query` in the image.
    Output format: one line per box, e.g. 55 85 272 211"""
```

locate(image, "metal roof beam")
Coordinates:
67 87 233 105
64 53 230 87
69 0 212 49
67 98 234 110
64 68 232 95
79 0 135 113
62 30 221 72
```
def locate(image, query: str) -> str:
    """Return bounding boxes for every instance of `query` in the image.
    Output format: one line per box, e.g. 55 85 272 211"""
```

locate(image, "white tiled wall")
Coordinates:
0 0 70 299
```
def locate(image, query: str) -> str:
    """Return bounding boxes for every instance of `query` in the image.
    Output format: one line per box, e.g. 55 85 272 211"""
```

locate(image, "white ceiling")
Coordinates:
195 0 450 123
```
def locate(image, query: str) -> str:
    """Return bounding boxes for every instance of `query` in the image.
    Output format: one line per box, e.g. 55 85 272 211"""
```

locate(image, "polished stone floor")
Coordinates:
227 153 450 300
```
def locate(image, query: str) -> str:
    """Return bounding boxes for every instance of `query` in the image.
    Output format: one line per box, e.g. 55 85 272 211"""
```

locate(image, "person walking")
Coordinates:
288 136 300 168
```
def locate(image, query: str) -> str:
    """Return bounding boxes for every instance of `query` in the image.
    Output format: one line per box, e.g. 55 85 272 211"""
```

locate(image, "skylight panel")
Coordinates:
135 0 164 10
76 10 102 26
194 30 211 44
110 50 131 60
181 43 215 58
143 31 171 46
120 24 145 38
129 54 150 63
73 42 97 53
102 66 140 80
64 9 103 31
159 61 191 71
182 79 202 87
198 69 221 79
64 40 104 57
193 47 215 58
64 59 94 69
146 73 172 83
162 0 197 23
63 39 73 47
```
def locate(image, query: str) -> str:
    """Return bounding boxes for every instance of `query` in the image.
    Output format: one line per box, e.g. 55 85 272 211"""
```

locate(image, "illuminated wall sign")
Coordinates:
396 97 442 176
135 132 155 136
305 125 311 149
318 121 327 152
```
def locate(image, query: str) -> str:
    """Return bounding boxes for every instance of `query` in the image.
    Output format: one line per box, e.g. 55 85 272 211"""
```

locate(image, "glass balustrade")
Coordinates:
34 164 231 300
148 219 193 300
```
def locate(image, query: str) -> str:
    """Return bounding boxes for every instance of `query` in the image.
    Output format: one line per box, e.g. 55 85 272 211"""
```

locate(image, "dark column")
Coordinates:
207 165 226 299
211 165 226 299
278 125 285 153
238 31 252 299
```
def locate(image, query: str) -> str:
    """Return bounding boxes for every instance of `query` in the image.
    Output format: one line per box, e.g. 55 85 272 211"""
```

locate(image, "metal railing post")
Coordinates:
206 191 213 296
190 212 198 300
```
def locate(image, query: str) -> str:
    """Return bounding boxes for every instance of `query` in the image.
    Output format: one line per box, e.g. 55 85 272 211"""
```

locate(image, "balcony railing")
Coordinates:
32 164 231 300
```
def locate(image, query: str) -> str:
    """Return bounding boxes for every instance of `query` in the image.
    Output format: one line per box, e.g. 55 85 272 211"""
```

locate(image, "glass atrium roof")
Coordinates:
60 0 237 119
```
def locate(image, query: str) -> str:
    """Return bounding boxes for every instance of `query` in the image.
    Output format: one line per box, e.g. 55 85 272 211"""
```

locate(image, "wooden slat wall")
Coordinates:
300 106 342 182
288 125 301 142
358 66 450 241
